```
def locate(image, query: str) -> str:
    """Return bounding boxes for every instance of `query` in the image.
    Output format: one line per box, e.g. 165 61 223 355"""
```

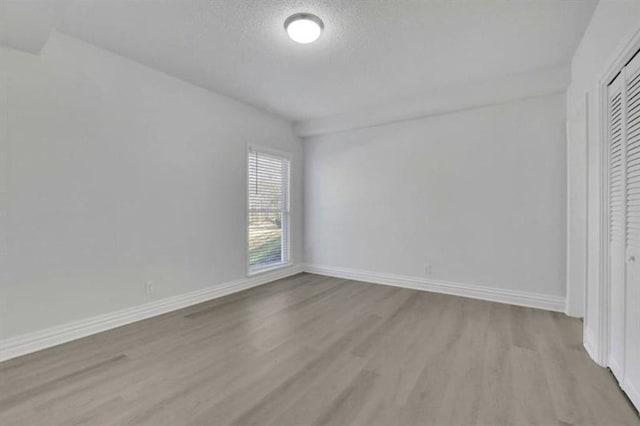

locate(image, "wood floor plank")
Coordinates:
1 273 638 425
310 368 380 426
266 353 367 426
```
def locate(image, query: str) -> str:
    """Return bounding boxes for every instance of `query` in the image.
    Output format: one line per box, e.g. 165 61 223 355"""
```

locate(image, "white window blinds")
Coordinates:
247 147 290 273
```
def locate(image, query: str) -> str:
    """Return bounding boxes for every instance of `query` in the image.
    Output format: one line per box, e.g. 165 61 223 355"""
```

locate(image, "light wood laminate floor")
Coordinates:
1 273 639 425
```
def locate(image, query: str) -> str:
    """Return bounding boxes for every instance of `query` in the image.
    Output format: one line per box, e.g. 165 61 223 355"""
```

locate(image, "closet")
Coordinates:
608 50 640 408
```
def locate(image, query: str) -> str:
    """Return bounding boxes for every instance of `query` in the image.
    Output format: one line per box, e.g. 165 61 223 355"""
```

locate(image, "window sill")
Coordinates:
247 261 293 277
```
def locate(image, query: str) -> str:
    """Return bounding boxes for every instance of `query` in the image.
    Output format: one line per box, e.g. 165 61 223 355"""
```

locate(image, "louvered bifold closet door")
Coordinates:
623 52 640 408
608 72 626 381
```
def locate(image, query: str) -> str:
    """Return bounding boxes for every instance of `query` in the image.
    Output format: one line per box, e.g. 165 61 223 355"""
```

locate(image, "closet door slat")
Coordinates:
627 67 640 249
610 84 625 244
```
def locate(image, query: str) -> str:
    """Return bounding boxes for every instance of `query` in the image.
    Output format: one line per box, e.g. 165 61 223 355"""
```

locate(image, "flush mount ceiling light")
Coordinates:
284 13 324 44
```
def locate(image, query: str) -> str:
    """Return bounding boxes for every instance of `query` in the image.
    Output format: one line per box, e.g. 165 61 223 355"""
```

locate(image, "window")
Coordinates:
247 146 290 274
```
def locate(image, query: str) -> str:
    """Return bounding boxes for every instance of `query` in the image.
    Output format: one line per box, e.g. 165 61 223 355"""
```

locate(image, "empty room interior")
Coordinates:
2 0 640 424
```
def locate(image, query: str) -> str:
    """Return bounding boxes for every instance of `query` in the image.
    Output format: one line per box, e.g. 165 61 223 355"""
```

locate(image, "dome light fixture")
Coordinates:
284 13 324 44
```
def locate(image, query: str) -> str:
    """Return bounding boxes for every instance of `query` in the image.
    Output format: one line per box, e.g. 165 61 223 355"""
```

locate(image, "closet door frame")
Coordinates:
595 27 640 370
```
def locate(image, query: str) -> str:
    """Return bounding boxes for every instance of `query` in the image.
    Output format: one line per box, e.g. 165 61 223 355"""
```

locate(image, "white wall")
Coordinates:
566 0 640 361
0 33 303 340
566 95 588 317
305 93 567 298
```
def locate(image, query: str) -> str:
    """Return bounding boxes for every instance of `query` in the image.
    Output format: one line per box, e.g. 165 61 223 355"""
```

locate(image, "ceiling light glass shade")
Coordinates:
284 13 324 44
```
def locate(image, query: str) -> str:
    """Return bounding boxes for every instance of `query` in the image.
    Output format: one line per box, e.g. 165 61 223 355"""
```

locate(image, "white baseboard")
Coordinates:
583 326 602 366
0 265 304 362
610 358 625 384
624 380 640 414
304 264 565 312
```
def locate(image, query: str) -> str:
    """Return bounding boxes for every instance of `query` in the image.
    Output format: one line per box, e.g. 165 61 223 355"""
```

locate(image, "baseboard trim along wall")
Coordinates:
625 380 640 414
1 263 566 362
0 265 304 362
583 327 602 366
304 264 566 312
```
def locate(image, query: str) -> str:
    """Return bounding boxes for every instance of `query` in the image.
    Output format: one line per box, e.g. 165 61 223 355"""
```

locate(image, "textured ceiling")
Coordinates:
22 1 599 121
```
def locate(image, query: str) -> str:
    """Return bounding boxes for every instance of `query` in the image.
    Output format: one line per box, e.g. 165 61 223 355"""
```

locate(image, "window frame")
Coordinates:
246 144 292 276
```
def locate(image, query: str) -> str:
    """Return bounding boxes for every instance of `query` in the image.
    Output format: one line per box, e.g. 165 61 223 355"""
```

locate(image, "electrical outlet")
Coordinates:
425 263 432 276
145 281 155 296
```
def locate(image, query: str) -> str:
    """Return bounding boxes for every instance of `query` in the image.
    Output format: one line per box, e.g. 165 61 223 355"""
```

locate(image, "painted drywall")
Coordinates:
0 0 71 54
304 93 567 298
295 65 570 138
566 0 640 361
0 32 303 340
